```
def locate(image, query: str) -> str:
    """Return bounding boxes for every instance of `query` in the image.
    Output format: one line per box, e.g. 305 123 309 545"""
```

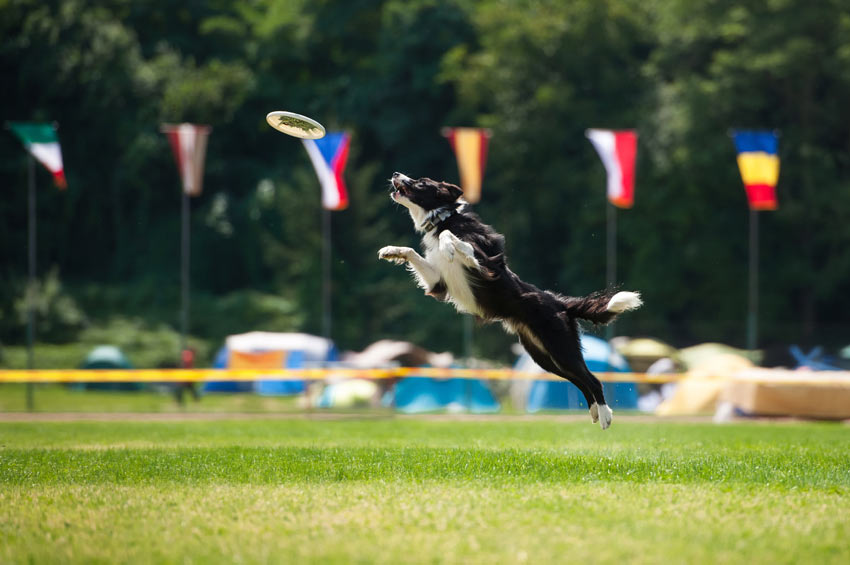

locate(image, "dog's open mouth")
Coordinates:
390 176 410 200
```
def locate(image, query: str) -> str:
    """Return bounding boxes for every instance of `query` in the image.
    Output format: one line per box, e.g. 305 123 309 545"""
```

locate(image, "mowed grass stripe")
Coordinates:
1 483 848 564
1 420 849 564
2 419 848 450
2 445 848 488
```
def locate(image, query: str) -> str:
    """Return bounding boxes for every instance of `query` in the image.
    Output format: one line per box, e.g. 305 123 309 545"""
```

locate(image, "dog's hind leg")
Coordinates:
522 319 613 429
517 330 596 415
548 335 612 429
574 361 612 430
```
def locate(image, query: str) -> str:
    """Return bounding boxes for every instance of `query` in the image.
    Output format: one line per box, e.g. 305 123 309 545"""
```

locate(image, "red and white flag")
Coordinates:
161 123 212 196
302 132 350 211
586 129 638 209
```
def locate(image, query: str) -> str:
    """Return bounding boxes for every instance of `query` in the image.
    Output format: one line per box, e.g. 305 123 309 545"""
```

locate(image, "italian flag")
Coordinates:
9 122 67 189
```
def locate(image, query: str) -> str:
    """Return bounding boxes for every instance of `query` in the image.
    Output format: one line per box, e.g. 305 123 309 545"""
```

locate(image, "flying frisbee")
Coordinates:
266 111 326 139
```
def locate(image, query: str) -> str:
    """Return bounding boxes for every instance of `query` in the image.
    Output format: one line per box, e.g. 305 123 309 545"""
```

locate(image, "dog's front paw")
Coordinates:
438 233 456 262
378 246 411 265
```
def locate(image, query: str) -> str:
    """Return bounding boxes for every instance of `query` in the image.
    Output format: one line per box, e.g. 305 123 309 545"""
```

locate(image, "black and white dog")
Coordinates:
378 173 642 429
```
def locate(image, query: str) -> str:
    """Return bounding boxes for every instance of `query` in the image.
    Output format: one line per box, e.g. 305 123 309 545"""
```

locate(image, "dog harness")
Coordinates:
421 204 465 233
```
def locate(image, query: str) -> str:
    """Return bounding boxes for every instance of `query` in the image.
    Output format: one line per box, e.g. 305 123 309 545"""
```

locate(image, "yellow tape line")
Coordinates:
0 368 683 383
0 368 847 386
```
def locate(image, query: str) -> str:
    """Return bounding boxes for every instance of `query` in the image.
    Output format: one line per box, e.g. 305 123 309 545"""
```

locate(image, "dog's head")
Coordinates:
390 172 463 218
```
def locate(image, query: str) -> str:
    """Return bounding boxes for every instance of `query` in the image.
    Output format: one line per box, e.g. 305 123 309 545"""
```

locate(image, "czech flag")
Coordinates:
442 127 492 204
161 123 212 196
303 132 350 211
586 129 638 209
9 122 67 189
732 130 779 211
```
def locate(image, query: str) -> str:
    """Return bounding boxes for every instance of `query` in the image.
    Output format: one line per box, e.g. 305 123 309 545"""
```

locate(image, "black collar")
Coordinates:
421 204 464 232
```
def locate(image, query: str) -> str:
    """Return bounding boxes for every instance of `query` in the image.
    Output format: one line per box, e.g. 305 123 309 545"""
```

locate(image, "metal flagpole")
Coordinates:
26 153 36 411
322 207 332 341
180 189 190 354
747 209 759 351
605 201 617 340
463 316 473 360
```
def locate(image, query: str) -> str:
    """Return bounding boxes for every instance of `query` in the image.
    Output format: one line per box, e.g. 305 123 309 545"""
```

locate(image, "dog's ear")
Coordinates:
438 182 463 202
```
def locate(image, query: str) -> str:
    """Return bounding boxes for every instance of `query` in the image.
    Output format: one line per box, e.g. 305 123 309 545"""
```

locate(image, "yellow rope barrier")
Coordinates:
0 368 848 386
0 368 686 383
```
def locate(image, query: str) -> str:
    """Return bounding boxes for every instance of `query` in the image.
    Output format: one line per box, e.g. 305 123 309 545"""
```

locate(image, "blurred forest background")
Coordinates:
2 0 850 367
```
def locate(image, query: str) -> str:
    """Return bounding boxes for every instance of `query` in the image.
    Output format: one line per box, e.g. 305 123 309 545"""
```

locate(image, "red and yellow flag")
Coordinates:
442 127 492 203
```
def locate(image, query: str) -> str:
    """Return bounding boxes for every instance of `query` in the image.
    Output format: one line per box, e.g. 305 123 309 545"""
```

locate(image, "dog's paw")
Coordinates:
455 240 476 263
378 246 411 265
589 402 599 423
597 404 613 430
438 235 456 262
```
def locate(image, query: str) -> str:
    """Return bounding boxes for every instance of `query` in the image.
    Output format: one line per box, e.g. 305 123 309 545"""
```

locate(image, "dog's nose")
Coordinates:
392 172 411 185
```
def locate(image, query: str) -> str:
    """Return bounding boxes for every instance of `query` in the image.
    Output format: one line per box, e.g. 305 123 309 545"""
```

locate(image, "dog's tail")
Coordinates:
559 289 642 325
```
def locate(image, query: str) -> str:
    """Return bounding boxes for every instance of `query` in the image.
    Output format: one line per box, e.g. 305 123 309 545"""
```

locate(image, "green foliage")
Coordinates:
2 0 850 364
10 268 87 343
0 318 207 369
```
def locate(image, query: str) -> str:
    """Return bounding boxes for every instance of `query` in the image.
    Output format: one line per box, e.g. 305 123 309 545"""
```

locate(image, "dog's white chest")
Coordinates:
423 234 481 316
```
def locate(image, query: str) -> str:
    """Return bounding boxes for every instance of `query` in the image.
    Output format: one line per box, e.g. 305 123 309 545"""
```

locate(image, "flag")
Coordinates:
302 132 350 211
161 123 212 196
586 129 638 209
9 122 67 189
442 127 492 204
731 130 779 211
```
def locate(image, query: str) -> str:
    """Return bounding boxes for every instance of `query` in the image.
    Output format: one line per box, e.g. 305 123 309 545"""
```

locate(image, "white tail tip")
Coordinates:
606 291 643 313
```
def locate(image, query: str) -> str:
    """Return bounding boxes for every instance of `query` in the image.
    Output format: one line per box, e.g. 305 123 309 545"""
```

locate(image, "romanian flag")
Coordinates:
586 129 638 209
303 132 350 211
732 130 779 211
161 123 212 196
442 127 492 203
9 122 67 189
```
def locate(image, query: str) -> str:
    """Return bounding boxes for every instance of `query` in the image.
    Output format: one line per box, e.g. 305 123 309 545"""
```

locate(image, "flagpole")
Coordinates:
180 189 190 355
322 207 332 342
606 201 617 340
463 316 473 360
26 153 36 411
747 209 759 351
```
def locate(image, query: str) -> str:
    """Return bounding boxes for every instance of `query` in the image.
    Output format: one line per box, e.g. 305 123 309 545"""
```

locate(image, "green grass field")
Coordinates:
1 416 848 564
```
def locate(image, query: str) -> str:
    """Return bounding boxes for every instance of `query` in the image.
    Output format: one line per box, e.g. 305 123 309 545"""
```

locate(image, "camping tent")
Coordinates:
341 339 498 413
391 375 500 413
519 335 638 411
610 337 680 372
207 332 337 394
655 343 756 416
77 345 140 391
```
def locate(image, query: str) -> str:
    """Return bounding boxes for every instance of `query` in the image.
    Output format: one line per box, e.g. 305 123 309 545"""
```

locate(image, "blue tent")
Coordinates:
391 374 500 414
521 335 638 411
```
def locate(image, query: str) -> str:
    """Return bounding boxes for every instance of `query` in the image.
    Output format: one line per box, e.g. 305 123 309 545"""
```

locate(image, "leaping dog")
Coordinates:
378 173 642 429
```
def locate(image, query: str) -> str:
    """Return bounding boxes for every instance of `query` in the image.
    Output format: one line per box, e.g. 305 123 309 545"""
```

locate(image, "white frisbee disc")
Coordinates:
266 111 326 139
